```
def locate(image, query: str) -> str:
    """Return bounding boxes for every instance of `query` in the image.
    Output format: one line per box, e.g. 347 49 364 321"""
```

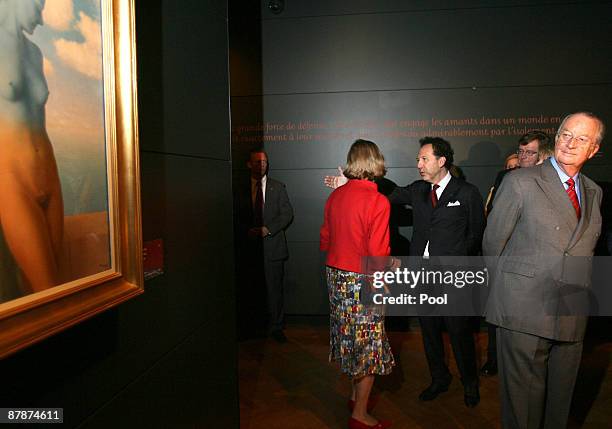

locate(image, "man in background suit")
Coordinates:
235 149 293 342
486 130 551 216
388 137 485 408
484 112 605 428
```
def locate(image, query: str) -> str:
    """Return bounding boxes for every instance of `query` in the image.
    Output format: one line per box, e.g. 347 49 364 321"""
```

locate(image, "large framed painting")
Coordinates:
0 0 142 357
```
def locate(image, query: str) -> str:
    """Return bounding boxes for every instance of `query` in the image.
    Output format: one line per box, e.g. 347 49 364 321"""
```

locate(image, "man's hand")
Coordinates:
388 257 402 270
248 226 271 238
248 227 261 239
324 166 348 189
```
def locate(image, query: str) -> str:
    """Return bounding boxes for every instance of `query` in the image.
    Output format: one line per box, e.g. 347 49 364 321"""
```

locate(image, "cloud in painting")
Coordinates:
43 0 74 31
54 12 102 80
43 57 55 76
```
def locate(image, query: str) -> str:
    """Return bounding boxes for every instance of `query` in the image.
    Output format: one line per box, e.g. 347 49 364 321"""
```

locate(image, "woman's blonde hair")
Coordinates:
504 153 519 169
343 139 386 180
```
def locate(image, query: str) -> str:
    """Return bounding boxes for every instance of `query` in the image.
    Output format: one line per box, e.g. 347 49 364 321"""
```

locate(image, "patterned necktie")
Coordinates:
431 184 440 208
565 178 581 220
254 180 264 226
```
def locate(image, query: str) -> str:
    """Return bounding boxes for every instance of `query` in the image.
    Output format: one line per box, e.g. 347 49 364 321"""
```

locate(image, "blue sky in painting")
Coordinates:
28 0 107 215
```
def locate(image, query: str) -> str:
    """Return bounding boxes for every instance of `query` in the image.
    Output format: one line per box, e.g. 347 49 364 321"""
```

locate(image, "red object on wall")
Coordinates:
143 239 164 280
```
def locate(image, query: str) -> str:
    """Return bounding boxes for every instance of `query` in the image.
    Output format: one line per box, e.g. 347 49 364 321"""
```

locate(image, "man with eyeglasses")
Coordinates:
480 130 551 378
485 130 551 216
484 112 605 428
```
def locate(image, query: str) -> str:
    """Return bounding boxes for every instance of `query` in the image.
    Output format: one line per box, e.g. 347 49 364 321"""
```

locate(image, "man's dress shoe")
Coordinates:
463 383 480 408
418 381 450 401
270 330 287 343
480 360 498 376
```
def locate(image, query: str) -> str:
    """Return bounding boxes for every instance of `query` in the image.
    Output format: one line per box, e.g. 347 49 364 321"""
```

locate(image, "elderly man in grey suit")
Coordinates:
484 112 605 429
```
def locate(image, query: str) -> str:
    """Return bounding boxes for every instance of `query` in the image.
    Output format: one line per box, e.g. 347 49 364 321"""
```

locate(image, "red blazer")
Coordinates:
320 179 390 273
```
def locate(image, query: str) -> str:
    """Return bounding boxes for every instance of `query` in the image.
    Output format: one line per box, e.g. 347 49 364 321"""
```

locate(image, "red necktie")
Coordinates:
565 178 581 219
254 180 264 226
431 184 440 208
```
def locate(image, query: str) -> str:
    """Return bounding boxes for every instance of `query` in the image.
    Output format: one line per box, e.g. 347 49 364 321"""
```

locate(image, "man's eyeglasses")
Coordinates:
557 131 592 146
516 149 538 158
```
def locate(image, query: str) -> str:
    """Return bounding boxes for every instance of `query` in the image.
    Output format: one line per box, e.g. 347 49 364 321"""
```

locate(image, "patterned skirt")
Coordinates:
327 266 395 378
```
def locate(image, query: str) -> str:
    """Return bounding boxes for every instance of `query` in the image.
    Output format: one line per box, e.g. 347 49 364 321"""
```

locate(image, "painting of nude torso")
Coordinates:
0 0 110 303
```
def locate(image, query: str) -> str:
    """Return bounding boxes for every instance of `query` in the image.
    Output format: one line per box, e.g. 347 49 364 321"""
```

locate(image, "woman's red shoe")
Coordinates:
348 417 392 429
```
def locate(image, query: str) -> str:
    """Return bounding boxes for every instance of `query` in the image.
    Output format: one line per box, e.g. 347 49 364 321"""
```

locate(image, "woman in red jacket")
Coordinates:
320 140 394 429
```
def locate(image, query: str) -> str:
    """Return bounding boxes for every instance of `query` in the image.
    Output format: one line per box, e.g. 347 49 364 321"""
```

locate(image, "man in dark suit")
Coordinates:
388 137 485 408
484 112 605 428
235 149 293 342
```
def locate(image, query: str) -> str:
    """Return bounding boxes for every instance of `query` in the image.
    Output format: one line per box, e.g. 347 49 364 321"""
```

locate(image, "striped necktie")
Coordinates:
254 180 264 226
565 178 581 219
431 184 440 208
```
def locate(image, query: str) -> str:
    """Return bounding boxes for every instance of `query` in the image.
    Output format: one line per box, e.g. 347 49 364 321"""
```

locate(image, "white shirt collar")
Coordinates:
549 157 581 203
251 175 267 185
432 170 451 197
251 175 267 204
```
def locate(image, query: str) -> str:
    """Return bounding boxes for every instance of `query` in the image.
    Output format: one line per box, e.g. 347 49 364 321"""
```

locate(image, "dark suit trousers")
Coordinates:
419 316 478 386
264 259 284 332
486 321 497 361
497 327 583 429
236 242 267 337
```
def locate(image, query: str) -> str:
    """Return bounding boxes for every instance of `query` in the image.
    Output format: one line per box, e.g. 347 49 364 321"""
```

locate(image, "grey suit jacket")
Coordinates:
484 159 602 341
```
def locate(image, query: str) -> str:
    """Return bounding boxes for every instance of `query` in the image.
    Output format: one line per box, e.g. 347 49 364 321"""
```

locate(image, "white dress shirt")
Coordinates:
251 175 267 205
424 171 451 258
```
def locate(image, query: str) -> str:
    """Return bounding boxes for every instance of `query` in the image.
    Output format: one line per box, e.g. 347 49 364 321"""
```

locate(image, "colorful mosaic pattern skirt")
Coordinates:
327 266 395 378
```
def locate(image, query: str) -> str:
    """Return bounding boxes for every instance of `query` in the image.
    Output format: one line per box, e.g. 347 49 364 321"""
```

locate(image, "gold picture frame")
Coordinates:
0 0 142 358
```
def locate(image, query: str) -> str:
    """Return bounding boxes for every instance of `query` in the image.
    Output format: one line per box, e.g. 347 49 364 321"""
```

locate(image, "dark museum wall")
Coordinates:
0 1 238 428
230 0 612 315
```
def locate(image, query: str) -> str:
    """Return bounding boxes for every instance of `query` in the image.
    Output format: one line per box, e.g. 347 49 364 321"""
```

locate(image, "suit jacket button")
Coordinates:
555 226 560 231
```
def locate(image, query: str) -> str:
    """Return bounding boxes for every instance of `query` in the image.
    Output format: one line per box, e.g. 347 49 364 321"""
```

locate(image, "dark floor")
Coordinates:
239 319 612 429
